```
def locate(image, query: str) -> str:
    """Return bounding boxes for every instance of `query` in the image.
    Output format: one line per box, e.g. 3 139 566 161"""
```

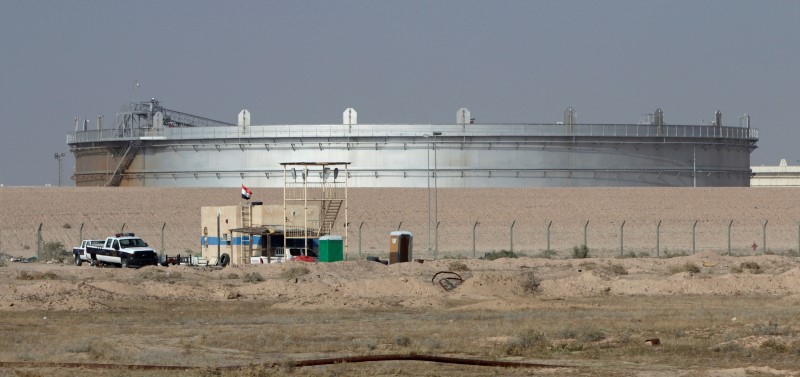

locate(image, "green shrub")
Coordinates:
572 245 589 259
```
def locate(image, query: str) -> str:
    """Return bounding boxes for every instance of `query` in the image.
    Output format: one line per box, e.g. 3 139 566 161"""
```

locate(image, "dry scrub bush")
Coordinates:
521 271 541 293
505 329 547 355
139 270 182 282
17 271 58 280
539 249 557 259
243 272 264 283
483 250 518 260
448 261 469 271
736 261 762 274
572 245 589 259
394 335 411 347
663 250 688 258
759 339 789 353
670 262 701 274
604 264 628 275
280 265 310 279
751 321 788 336
41 240 69 262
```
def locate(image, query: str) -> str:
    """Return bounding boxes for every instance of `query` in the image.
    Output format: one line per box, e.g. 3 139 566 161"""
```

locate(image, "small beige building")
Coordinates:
200 202 321 265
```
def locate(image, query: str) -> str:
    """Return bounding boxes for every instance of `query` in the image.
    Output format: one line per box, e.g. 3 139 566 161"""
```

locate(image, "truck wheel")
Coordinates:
220 253 230 267
74 255 82 266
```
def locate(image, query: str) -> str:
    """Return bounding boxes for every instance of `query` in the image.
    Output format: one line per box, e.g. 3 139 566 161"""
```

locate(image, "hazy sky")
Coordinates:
1 1 798 186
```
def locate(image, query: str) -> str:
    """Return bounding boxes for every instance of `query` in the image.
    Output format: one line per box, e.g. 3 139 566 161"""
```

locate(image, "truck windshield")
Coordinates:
120 238 147 248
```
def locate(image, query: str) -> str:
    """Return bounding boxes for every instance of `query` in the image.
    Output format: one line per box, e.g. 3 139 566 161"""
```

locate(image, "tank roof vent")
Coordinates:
343 108 357 126
457 108 470 126
238 109 251 126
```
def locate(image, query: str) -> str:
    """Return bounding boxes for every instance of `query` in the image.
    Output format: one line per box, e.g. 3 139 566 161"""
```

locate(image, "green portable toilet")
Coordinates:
318 235 344 262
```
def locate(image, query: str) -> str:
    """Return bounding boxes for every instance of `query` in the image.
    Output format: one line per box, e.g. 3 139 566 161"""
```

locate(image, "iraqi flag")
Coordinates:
241 184 252 200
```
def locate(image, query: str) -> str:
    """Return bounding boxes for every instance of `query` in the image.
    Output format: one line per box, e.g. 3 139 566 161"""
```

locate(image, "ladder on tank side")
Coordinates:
106 140 142 187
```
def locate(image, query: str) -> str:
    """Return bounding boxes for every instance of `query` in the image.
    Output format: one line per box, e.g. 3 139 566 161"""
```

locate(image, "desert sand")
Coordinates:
1 187 800 376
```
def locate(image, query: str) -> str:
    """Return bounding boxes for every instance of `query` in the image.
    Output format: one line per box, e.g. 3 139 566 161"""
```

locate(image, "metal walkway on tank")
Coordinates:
105 100 235 186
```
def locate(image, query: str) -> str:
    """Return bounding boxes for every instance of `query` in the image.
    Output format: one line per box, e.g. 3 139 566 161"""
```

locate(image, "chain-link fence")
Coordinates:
0 221 199 261
345 218 800 260
3 218 798 262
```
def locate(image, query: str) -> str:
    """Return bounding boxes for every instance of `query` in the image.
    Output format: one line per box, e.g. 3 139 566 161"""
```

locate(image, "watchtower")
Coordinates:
281 162 350 258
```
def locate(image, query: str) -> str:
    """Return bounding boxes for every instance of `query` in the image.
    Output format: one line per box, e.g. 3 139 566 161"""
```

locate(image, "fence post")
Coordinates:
473 221 480 258
619 220 626 257
546 221 552 253
762 220 768 254
656 220 661 258
358 221 364 260
37 223 43 260
727 220 733 255
161 222 166 257
583 220 589 249
510 220 516 253
435 221 440 259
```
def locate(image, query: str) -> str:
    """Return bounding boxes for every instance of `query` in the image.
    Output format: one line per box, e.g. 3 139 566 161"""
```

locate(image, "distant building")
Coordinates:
750 159 800 187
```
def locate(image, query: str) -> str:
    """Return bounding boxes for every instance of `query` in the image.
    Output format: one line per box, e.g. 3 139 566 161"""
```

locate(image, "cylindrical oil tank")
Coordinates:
67 120 758 188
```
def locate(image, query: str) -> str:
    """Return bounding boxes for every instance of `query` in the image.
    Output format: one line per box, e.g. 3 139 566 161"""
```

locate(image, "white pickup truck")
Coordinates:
73 239 105 266
84 233 159 268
